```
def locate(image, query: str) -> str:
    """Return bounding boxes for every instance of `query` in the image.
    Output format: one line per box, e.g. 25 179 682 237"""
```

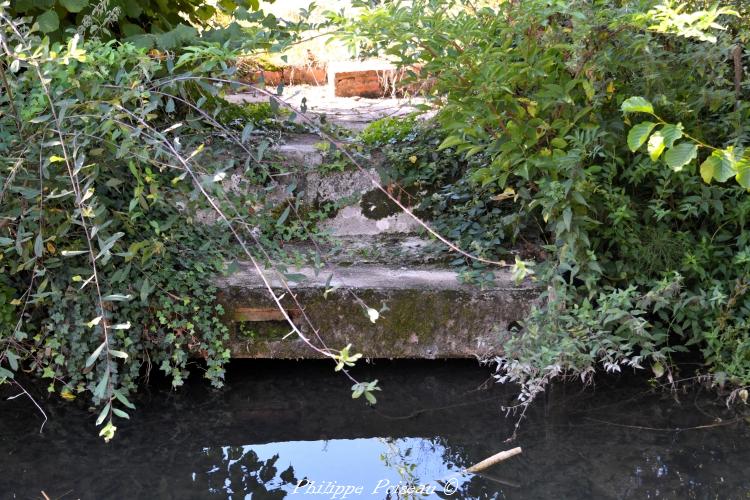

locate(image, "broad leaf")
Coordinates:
36 10 59 33
660 123 683 148
664 143 697 171
647 132 665 161
60 0 88 12
438 135 465 151
627 121 656 152
621 96 654 114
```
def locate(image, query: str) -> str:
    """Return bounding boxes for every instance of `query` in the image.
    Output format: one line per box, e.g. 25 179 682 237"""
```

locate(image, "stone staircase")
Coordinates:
216 85 539 359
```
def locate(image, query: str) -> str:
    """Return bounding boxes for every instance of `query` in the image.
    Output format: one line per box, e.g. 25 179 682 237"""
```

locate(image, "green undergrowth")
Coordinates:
0 9 381 439
342 0 750 407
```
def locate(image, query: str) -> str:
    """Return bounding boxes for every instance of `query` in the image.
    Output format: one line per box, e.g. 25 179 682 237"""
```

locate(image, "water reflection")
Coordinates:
0 361 748 499
196 437 502 500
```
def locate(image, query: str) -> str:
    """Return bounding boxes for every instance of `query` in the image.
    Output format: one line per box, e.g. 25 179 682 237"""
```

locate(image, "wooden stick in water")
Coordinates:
466 447 522 473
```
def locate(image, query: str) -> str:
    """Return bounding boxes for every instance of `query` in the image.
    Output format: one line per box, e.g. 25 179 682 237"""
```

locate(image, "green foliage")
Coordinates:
0 12 289 438
344 0 750 399
6 0 318 52
359 114 417 147
623 97 749 186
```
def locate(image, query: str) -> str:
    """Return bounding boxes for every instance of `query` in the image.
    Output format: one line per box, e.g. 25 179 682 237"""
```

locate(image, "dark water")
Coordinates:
0 360 748 499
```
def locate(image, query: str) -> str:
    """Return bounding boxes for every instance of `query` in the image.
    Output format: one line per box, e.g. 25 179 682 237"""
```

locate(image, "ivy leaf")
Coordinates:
0 366 14 380
621 96 654 114
36 10 60 33
647 132 665 161
627 121 656 152
5 351 19 371
664 142 697 171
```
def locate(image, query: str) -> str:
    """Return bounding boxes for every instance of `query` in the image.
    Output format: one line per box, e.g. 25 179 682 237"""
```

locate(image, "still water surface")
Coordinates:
0 361 748 499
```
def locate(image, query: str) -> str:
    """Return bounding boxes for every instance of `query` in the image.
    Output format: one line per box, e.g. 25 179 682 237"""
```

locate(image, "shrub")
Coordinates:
344 0 750 405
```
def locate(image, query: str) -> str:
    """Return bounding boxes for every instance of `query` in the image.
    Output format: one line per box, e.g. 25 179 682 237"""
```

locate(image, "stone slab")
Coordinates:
216 264 539 359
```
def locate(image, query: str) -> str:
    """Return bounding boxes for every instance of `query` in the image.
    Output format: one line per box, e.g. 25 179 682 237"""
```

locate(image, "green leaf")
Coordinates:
550 137 568 149
627 122 656 152
94 370 109 399
664 143 698 171
700 155 721 183
437 136 465 151
102 294 132 302
114 389 136 409
36 10 59 33
60 0 88 12
276 206 290 225
621 96 654 114
736 152 750 189
95 402 110 426
5 351 19 371
85 341 106 368
0 366 14 379
647 132 665 161
660 123 683 148
652 361 664 378
112 407 130 419
34 234 43 258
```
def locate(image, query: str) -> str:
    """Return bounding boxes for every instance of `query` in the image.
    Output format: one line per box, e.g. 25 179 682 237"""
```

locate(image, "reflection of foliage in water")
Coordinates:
198 445 297 498
377 437 502 500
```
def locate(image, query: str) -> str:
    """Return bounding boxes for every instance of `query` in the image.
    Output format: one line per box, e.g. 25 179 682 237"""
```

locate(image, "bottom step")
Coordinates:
215 264 539 359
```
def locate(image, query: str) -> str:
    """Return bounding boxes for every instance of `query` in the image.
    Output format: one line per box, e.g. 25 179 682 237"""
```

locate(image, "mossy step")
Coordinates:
216 263 539 359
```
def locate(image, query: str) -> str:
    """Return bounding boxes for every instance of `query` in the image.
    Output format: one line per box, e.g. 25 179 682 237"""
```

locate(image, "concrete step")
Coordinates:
225 85 428 132
216 261 539 359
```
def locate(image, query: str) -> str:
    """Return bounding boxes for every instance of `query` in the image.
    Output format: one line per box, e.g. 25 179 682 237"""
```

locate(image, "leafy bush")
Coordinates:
345 0 750 403
359 114 418 146
0 10 283 439
7 0 315 52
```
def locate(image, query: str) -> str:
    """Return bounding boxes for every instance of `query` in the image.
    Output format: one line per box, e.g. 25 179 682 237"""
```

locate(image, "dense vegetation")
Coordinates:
1 0 749 439
343 0 750 410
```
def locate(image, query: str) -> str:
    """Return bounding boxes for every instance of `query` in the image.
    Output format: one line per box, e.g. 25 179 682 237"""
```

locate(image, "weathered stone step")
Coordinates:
216 263 539 359
225 85 428 132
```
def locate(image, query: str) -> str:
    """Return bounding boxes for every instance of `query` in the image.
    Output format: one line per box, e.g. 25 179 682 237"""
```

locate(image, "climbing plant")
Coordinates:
0 7 377 440
342 0 750 411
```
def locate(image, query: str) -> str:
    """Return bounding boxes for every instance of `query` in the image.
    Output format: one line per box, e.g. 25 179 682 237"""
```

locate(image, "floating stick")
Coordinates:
466 447 522 473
